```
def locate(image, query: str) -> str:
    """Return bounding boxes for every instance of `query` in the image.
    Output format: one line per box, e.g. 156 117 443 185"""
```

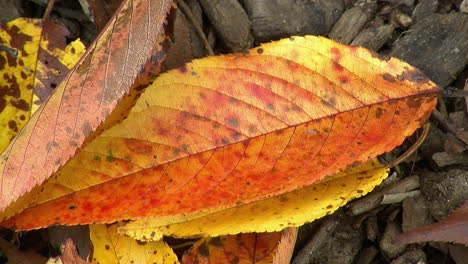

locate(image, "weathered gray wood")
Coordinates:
243 0 344 42
198 0 253 52
351 24 394 50
390 13 468 87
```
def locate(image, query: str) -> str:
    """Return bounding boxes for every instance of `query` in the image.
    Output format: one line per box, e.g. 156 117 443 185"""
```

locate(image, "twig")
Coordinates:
347 175 420 216
43 0 57 19
177 0 214 55
381 190 421 204
384 123 430 168
292 216 340 264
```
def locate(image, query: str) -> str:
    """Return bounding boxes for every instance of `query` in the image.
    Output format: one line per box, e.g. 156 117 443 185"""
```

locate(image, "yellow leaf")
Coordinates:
0 18 85 152
89 223 179 264
120 159 388 240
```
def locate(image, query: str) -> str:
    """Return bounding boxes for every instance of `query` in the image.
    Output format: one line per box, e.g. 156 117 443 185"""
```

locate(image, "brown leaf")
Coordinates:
59 239 91 264
181 228 298 264
395 201 468 245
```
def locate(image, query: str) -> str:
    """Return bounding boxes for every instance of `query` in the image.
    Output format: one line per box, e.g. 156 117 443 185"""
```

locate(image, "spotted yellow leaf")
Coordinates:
0 18 85 152
90 223 179 264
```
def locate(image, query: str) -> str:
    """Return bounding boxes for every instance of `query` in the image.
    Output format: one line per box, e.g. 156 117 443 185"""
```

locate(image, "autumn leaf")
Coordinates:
0 36 438 230
47 239 91 264
0 0 173 211
394 201 468 245
89 223 178 264
0 18 85 153
120 159 388 240
181 228 298 264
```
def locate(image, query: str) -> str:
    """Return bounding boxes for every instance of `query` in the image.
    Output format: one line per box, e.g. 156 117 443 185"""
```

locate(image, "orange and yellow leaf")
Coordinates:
0 36 438 230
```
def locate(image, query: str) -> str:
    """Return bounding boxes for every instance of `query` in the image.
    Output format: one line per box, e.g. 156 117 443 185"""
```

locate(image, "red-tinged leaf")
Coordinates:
58 239 91 264
181 228 298 264
394 201 468 245
0 0 173 211
1 36 439 229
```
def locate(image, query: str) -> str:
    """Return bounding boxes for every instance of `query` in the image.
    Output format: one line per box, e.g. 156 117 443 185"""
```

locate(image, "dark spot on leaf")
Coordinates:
357 190 364 193
106 150 115 162
93 155 101 161
151 231 156 237
333 62 343 71
256 48 264 54
178 65 187 73
375 108 383 118
8 120 17 132
68 205 76 210
339 76 349 84
136 240 147 245
11 99 29 111
326 204 333 209
382 73 396 83
81 121 92 136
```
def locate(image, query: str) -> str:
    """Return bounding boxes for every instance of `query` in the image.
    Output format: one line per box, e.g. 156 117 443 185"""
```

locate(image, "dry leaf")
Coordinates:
1 36 438 230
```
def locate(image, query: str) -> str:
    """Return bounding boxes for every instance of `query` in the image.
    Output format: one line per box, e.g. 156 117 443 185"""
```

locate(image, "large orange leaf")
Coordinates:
0 0 173 210
0 36 438 230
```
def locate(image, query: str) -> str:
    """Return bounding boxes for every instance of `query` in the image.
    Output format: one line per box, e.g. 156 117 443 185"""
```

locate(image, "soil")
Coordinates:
0 0 467 263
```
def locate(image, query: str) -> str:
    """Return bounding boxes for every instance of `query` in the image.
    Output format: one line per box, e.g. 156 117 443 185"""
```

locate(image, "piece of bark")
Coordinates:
161 9 195 72
420 170 468 221
390 249 427 264
432 151 468 167
329 7 370 44
379 221 407 259
243 0 345 43
381 190 421 204
48 226 91 261
348 175 420 216
185 0 205 58
401 195 433 233
390 13 468 87
0 237 47 264
354 245 378 264
365 216 379 241
293 213 364 264
198 0 253 52
419 124 446 159
461 0 468 13
351 23 394 50
0 0 22 24
412 0 438 22
390 9 413 28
